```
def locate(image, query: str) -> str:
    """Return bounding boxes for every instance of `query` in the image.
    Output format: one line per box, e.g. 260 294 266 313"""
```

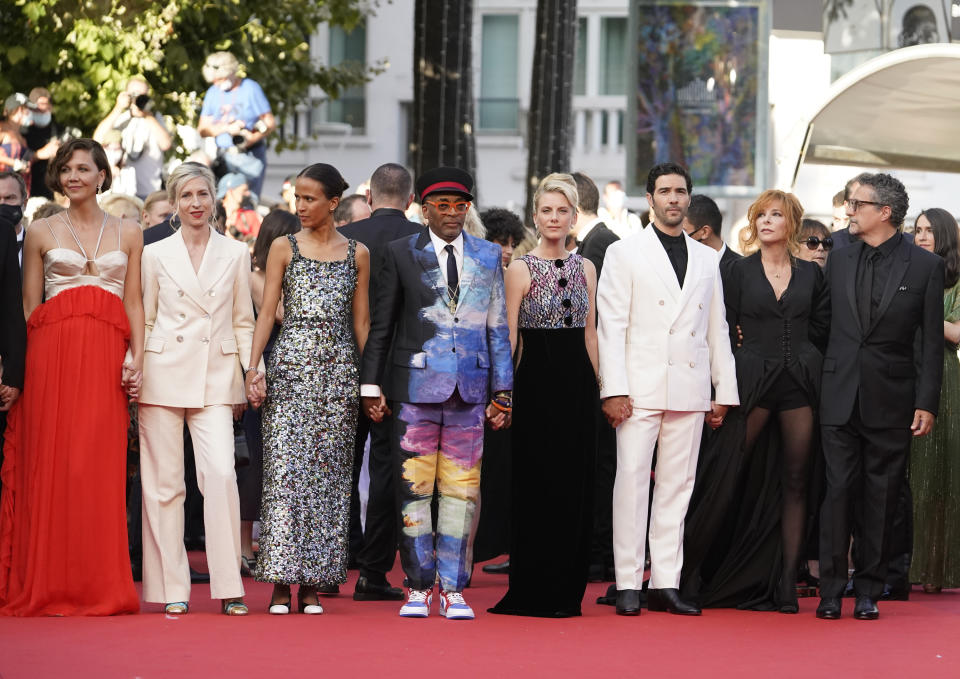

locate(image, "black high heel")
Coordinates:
776 578 799 614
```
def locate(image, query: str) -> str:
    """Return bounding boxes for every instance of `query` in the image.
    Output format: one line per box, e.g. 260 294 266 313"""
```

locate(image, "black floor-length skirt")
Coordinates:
489 327 598 617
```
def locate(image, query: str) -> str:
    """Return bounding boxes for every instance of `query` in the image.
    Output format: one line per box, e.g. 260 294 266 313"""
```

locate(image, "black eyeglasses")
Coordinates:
847 199 883 212
804 236 833 251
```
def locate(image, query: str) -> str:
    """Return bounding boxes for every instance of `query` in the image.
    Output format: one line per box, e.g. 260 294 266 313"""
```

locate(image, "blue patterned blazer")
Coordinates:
361 228 513 404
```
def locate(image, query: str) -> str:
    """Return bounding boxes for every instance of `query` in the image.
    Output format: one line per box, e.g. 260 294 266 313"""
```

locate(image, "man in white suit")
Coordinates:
597 163 738 616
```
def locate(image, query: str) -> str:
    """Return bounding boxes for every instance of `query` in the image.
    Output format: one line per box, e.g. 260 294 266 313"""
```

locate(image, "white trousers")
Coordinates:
613 408 704 590
139 404 244 603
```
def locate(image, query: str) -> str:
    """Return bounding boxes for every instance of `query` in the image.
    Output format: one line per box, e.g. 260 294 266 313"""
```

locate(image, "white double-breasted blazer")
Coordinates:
139 227 261 408
597 224 738 412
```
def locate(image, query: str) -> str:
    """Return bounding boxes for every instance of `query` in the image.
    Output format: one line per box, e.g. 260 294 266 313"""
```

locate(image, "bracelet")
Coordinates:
490 399 512 413
596 374 604 390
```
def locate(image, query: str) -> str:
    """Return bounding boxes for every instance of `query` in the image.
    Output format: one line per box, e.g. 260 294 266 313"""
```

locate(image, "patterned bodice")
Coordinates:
282 235 357 334
518 254 589 329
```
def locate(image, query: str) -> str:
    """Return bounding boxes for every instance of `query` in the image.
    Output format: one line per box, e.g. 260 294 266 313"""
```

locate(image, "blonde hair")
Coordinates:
100 192 144 220
462 204 487 239
533 173 578 215
142 190 169 214
741 190 805 254
167 162 216 205
203 52 240 83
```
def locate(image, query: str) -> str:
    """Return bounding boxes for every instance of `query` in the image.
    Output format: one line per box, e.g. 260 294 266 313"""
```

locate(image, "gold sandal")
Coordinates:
164 601 189 615
222 599 249 616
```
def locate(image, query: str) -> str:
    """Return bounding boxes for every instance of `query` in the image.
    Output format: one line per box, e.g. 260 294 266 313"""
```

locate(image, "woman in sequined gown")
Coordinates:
246 163 370 615
0 139 143 616
909 209 960 592
489 174 599 618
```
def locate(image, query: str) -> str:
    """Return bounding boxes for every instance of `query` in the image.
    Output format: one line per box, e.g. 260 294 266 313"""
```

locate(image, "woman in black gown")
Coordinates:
489 173 600 617
681 190 829 612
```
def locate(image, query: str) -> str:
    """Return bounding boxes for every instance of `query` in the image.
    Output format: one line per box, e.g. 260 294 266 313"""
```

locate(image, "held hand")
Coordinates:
911 409 935 437
121 360 143 402
361 395 391 423
485 402 512 430
706 402 729 430
0 386 20 412
601 396 633 429
245 370 266 408
233 402 247 420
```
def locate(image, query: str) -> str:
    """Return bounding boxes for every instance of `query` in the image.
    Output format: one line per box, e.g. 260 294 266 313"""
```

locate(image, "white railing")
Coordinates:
573 95 627 153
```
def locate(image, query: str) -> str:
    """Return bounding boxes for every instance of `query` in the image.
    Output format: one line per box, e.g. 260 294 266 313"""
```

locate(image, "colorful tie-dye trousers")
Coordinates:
394 392 485 592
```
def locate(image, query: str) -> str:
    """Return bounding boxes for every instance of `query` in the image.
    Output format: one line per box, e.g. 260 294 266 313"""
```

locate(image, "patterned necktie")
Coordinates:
445 244 458 306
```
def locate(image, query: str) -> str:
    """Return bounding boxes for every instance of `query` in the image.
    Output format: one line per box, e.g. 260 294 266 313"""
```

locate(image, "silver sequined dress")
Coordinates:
255 236 359 585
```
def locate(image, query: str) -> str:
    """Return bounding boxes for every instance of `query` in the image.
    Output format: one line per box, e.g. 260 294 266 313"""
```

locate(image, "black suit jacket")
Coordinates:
338 208 422 308
820 236 944 428
143 219 176 246
719 245 741 270
577 221 619 278
1 223 26 389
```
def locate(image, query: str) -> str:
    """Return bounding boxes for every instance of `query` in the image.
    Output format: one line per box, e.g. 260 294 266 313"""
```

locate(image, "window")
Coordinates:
574 17 587 96
599 17 627 95
479 14 520 131
326 23 366 129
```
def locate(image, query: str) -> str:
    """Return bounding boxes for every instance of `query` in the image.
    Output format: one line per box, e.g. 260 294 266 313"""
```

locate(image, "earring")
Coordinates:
96 183 102 194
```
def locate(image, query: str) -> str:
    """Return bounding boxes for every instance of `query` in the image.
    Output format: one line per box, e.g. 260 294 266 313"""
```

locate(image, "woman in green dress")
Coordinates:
910 207 960 593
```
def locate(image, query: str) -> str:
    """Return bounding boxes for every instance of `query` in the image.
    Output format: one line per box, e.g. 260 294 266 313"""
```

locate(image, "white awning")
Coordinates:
792 43 960 184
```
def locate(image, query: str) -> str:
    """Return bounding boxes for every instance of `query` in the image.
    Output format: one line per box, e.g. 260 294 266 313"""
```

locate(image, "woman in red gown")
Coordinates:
0 138 143 615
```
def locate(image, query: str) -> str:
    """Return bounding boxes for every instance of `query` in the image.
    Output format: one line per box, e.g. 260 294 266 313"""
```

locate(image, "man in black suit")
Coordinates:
683 194 740 275
339 163 422 601
0 171 28 496
817 173 944 621
572 172 619 280
143 216 176 246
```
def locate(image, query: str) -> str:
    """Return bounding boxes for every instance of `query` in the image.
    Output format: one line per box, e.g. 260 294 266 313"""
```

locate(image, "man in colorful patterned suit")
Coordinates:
360 167 513 620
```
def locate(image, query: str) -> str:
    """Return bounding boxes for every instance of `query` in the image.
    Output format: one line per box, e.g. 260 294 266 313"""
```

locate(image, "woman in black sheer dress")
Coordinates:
681 190 829 612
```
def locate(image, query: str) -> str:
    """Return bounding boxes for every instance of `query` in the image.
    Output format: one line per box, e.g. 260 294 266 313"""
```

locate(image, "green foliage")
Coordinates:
0 0 381 150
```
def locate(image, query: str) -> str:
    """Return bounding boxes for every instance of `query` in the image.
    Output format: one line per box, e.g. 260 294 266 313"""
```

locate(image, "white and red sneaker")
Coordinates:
399 588 432 617
439 590 475 620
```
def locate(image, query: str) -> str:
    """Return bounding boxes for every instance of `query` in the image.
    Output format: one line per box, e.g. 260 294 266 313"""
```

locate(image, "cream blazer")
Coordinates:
139 227 262 408
597 224 739 412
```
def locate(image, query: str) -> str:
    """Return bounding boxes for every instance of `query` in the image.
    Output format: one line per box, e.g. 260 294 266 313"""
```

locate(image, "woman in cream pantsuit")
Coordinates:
138 162 263 616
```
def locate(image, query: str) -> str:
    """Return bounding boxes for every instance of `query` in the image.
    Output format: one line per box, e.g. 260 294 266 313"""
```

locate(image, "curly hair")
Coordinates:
858 173 909 229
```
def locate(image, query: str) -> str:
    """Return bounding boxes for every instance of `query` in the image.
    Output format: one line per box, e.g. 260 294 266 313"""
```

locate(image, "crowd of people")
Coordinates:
0 89 958 622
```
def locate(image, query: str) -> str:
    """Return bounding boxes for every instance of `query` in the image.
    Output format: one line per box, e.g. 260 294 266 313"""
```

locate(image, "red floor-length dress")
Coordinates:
0 243 139 616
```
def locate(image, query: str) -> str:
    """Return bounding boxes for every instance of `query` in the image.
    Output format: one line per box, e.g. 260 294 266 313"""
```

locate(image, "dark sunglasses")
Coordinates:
804 236 833 251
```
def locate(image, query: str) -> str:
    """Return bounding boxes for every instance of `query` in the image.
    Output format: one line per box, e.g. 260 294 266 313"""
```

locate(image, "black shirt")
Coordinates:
652 222 687 287
857 231 901 327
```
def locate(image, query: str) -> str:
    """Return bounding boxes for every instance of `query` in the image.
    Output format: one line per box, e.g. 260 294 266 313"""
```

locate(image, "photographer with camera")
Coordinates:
93 77 171 200
1 93 43 178
23 88 62 199
197 52 275 198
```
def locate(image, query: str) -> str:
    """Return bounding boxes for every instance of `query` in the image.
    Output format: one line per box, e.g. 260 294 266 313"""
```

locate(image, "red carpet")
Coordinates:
1 557 958 678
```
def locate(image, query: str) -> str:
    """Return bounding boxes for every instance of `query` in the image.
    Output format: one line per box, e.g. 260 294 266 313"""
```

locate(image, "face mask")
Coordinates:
32 111 52 127
18 111 33 128
106 149 124 167
0 204 24 230
607 190 625 212
218 79 234 91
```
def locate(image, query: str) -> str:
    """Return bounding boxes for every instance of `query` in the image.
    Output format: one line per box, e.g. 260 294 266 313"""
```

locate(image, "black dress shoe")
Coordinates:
815 597 841 619
597 583 619 606
880 584 910 601
647 588 701 616
353 576 404 601
482 559 510 575
854 596 879 620
189 567 210 584
615 589 641 616
317 584 340 595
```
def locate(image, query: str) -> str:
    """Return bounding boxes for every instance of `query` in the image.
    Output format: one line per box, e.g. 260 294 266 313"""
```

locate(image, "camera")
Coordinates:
232 134 247 147
133 94 151 111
